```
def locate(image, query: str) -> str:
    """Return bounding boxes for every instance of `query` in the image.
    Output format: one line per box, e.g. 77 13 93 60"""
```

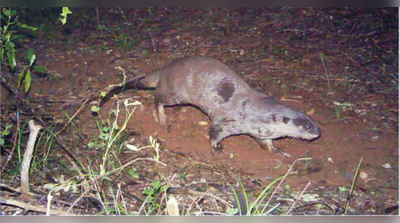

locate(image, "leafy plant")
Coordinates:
1 8 46 93
140 180 169 215
333 101 354 119
229 175 286 215
17 48 47 93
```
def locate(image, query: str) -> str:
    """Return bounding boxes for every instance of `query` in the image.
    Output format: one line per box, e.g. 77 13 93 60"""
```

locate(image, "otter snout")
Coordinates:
304 125 321 140
291 113 320 140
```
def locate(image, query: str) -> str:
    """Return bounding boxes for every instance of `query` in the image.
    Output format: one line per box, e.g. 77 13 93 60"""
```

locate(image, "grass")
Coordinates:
39 98 167 215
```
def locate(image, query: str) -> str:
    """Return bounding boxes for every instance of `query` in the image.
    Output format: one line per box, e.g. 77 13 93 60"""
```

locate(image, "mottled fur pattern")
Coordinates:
136 56 320 156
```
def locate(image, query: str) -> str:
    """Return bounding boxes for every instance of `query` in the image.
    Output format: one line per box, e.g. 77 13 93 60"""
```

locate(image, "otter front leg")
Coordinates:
257 139 291 158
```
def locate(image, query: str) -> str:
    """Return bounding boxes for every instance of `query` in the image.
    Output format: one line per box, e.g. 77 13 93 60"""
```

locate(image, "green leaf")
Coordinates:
112 122 119 130
33 65 47 73
18 67 27 87
91 106 100 112
9 9 17 17
5 41 16 53
225 207 239 215
100 91 107 98
0 138 4 146
151 180 161 189
27 48 36 66
24 69 32 93
59 7 72 25
339 186 346 192
128 169 139 179
62 7 72 14
6 51 16 69
1 47 4 61
3 9 11 17
88 142 95 149
17 23 38 31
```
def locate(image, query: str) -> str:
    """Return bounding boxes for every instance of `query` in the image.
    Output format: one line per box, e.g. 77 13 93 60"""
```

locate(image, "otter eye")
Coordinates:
283 117 290 124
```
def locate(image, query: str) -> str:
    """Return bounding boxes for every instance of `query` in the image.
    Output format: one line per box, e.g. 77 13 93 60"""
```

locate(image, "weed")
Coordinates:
229 175 284 215
140 180 169 215
43 98 165 215
333 101 354 119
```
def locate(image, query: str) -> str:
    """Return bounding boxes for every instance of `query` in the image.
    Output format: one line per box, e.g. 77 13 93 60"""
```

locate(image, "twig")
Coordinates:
379 173 398 189
1 76 26 107
65 96 91 126
0 197 71 215
345 22 357 43
263 158 312 213
344 157 363 215
286 181 311 215
275 29 305 33
319 53 333 94
66 190 88 214
148 31 160 66
1 111 20 174
20 120 42 194
0 183 39 197
264 203 281 215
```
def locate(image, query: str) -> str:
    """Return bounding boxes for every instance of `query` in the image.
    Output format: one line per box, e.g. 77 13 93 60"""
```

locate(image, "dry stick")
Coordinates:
286 181 311 215
66 190 88 214
263 158 312 214
65 96 91 126
149 31 160 66
186 195 205 215
264 203 281 215
319 53 333 94
1 111 20 174
344 157 363 215
158 173 177 215
0 197 70 215
20 120 42 194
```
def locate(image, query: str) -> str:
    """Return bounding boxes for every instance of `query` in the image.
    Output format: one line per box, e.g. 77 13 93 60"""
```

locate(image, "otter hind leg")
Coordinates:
154 99 167 126
209 124 230 152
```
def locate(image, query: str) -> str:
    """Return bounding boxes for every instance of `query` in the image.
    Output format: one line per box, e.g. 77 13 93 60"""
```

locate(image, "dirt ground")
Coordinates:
1 8 398 215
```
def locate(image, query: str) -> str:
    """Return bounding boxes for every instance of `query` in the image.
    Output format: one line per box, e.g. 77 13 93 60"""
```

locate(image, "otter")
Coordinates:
103 56 320 157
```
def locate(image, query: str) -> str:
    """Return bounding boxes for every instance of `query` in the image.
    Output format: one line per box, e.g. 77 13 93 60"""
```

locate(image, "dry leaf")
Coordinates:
306 107 315 116
166 196 180 216
199 121 208 126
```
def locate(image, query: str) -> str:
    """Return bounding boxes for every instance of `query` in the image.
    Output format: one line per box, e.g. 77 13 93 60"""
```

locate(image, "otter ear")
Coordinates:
282 117 290 124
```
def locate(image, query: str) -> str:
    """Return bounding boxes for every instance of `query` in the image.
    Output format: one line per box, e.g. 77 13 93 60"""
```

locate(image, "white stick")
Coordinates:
20 120 42 194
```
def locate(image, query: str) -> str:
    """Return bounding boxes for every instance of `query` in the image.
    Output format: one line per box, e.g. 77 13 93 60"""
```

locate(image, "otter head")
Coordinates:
257 105 320 141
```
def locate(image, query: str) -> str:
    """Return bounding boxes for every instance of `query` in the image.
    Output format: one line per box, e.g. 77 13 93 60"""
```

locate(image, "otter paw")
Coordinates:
211 143 225 154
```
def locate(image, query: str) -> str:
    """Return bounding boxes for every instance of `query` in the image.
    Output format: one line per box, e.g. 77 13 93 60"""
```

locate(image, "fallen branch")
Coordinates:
20 120 42 195
0 197 71 215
